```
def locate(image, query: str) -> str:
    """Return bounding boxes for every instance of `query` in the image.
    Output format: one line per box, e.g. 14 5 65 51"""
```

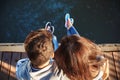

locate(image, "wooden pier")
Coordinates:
0 43 120 80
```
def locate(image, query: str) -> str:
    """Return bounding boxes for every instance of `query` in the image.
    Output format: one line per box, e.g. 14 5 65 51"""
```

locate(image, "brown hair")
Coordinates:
24 29 54 66
55 35 92 80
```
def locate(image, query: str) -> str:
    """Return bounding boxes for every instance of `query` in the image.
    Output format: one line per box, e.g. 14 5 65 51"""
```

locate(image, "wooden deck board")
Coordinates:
104 52 118 80
1 52 12 80
113 52 120 80
9 52 21 80
21 52 27 59
0 52 2 71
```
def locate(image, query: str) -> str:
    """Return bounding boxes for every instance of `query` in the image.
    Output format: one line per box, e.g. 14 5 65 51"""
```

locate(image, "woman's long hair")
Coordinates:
55 35 94 80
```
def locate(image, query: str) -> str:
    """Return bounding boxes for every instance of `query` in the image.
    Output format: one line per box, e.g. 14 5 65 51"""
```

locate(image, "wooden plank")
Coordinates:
9 52 21 80
0 43 24 46
0 52 12 80
0 43 120 52
0 45 25 52
0 52 2 60
104 52 117 80
0 52 2 71
21 52 27 59
98 44 120 52
113 52 120 80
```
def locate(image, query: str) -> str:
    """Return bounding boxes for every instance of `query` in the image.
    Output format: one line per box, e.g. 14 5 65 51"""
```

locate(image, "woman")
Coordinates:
55 35 109 80
55 35 92 80
54 13 109 80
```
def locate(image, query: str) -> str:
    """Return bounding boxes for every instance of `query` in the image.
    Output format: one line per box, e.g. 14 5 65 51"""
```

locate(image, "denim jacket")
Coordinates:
16 58 69 80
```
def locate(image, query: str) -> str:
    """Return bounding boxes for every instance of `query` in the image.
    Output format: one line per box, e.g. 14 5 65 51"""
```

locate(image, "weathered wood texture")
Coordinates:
0 52 27 80
0 43 120 80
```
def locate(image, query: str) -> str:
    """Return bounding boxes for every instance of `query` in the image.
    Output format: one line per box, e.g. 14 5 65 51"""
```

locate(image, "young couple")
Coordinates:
16 13 109 80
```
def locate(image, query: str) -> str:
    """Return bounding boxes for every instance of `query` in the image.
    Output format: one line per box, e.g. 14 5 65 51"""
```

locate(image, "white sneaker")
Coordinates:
65 13 74 28
45 22 54 34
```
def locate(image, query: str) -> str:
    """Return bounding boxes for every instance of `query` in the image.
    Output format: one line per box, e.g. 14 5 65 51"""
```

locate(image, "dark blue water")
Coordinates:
0 0 120 43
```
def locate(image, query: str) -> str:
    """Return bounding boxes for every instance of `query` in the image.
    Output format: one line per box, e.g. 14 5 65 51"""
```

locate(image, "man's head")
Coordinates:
24 29 54 68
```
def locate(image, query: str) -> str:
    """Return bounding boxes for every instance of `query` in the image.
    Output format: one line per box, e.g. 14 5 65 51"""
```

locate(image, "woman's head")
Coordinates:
55 35 105 80
24 29 54 67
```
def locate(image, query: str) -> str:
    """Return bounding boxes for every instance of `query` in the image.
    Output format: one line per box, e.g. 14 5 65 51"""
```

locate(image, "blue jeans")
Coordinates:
52 26 79 51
